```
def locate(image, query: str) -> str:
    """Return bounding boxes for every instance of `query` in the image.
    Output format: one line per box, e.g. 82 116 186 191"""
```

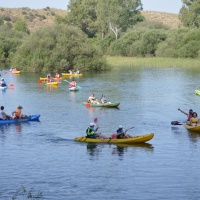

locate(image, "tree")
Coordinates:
14 18 30 34
11 24 109 72
67 0 98 38
96 0 144 39
179 0 200 28
67 0 144 39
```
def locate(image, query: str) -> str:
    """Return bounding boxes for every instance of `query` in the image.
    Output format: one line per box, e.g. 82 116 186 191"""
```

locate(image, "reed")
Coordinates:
106 56 200 68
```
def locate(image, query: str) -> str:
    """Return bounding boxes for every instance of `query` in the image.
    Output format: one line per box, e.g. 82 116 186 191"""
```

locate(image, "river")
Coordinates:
0 65 200 200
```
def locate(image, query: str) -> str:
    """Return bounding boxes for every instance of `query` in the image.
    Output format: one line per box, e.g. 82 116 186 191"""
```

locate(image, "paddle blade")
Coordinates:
94 117 98 123
9 83 14 86
171 121 183 125
86 103 91 107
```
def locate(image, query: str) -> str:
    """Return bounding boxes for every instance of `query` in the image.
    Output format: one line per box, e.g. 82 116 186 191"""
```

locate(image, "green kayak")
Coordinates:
82 102 120 107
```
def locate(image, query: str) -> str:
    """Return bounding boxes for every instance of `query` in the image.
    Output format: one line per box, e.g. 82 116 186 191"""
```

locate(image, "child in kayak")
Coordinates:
116 125 133 139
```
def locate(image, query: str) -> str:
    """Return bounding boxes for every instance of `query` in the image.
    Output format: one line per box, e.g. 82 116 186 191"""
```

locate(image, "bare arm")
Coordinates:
178 108 188 116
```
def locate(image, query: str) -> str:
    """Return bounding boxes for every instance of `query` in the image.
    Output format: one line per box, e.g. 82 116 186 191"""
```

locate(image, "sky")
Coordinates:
0 0 183 14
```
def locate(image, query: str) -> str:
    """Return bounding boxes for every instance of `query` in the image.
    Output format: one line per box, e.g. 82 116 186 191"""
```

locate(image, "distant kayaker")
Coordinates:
12 106 28 119
0 78 7 87
100 95 107 104
88 93 99 104
86 122 107 139
116 125 132 139
46 74 51 82
55 73 60 78
69 80 77 88
0 106 11 120
178 108 193 121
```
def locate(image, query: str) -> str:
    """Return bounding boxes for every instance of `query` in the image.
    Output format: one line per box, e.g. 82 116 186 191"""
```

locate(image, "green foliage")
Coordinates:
179 0 200 28
14 18 29 34
67 0 144 39
156 28 200 58
11 24 109 72
0 26 28 61
108 29 167 57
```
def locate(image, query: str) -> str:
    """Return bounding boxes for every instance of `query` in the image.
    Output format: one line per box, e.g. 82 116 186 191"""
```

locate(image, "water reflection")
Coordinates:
187 131 200 143
86 142 154 159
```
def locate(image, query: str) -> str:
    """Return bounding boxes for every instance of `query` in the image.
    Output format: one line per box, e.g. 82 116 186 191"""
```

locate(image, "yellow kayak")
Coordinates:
12 71 20 74
40 77 62 81
184 123 200 131
46 82 59 86
62 73 83 77
75 133 154 144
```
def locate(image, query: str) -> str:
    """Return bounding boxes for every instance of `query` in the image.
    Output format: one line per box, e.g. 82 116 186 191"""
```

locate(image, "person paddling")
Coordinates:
12 106 28 119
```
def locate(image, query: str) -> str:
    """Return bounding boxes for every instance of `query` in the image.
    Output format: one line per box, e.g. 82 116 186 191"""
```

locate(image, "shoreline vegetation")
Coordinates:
106 56 200 68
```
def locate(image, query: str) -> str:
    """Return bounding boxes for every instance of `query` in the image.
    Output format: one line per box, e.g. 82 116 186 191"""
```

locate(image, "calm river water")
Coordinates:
1 65 200 200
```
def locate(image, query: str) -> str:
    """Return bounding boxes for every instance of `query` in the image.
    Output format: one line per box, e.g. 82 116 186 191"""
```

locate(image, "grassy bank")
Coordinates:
106 56 200 68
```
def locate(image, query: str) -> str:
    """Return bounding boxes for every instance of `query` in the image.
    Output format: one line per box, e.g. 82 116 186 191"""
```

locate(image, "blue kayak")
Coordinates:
0 114 40 125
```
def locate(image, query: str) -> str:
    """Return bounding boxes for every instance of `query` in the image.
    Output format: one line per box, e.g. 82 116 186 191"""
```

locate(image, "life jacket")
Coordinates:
15 109 22 118
116 128 125 139
191 117 199 124
86 127 95 136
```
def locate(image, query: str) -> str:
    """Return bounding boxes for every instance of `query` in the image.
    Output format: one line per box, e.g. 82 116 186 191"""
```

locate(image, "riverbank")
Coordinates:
106 56 200 68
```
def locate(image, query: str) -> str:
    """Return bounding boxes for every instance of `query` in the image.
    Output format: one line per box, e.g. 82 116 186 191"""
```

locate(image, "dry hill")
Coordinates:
0 7 180 32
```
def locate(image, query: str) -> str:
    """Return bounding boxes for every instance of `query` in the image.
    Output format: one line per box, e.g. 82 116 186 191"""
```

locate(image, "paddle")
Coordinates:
171 121 183 125
86 103 91 107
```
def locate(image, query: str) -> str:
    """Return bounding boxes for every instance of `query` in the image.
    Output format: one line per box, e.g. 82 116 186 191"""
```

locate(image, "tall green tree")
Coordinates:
67 0 98 38
67 0 144 39
179 0 200 28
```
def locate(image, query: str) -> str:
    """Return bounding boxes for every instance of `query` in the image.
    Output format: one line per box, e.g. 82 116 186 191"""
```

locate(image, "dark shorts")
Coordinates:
86 134 98 139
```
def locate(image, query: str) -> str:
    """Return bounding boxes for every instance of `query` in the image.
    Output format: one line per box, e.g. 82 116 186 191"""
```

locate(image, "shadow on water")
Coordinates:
86 142 154 159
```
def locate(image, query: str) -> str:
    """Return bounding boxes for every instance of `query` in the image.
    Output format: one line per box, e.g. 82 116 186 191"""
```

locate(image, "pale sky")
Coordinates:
0 0 183 14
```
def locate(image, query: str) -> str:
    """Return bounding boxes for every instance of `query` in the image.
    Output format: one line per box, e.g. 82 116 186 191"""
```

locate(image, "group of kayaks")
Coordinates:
1 70 154 145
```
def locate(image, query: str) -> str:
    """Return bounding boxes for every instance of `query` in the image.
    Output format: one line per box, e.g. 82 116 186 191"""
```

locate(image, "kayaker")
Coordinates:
86 122 107 139
76 69 80 74
88 94 99 104
178 108 193 122
0 106 11 120
189 112 200 126
55 73 60 78
100 95 107 104
12 106 28 119
0 78 7 87
116 125 132 139
69 80 77 88
47 74 51 82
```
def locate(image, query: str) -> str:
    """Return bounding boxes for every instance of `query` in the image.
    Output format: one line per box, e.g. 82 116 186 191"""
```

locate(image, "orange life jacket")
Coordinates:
15 109 22 118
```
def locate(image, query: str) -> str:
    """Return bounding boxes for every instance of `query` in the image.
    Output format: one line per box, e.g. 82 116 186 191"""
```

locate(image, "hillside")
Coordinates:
0 7 180 32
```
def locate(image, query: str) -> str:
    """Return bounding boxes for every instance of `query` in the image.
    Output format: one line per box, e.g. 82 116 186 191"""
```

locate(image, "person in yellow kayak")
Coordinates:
178 108 193 124
189 112 200 126
116 125 133 139
12 106 28 119
86 122 107 139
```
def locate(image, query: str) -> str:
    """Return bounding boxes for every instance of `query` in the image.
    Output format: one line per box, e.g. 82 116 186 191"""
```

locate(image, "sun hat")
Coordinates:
1 78 4 80
119 125 123 128
89 122 96 126
18 105 23 109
